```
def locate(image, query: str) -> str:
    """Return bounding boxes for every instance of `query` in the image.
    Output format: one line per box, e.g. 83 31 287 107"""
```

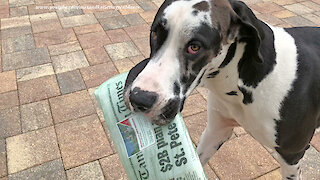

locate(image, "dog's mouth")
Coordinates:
124 91 182 126
139 100 182 126
152 98 181 125
145 110 179 126
152 114 175 126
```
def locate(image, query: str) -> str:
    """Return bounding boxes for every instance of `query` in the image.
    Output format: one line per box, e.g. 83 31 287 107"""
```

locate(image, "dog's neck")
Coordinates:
202 22 277 97
202 42 245 96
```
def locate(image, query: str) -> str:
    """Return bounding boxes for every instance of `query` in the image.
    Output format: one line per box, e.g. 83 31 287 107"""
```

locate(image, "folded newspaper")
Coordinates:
95 68 207 179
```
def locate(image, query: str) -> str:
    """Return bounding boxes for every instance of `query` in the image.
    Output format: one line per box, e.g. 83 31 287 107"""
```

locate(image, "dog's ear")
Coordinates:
124 58 150 91
228 1 264 63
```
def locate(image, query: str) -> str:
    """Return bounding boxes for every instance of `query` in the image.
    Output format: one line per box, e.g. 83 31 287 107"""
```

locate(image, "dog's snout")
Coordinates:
129 87 158 112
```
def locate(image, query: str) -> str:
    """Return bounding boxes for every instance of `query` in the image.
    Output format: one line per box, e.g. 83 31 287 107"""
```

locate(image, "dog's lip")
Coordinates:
152 114 174 126
153 119 169 126
151 110 178 126
133 111 174 126
145 112 154 119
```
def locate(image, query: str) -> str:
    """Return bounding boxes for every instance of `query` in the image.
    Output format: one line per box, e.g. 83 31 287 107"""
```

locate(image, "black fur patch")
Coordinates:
181 75 188 84
180 96 186 112
160 97 180 119
174 81 180 95
193 23 221 55
238 86 253 104
150 22 168 56
286 177 293 180
226 91 238 96
274 27 320 166
275 146 306 165
182 74 196 94
207 70 219 78
219 42 237 68
160 18 167 26
192 10 199 16
149 0 175 57
192 55 209 73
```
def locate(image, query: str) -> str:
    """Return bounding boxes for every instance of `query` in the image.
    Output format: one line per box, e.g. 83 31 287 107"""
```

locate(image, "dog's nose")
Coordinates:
129 87 158 112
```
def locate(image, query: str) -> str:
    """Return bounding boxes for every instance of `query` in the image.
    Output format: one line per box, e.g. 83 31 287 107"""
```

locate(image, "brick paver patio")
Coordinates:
0 0 319 179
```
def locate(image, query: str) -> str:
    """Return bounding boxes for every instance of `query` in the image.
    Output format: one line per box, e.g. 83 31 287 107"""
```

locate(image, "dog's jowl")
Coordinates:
123 0 320 179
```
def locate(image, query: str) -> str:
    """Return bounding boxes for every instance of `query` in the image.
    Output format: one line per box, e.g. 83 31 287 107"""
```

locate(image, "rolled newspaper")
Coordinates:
95 70 207 180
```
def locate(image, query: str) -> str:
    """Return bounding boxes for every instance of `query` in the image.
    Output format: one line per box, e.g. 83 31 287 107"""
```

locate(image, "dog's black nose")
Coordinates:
129 87 158 112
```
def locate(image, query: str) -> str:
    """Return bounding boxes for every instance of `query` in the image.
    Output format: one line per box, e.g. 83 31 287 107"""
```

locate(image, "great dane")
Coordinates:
123 0 320 179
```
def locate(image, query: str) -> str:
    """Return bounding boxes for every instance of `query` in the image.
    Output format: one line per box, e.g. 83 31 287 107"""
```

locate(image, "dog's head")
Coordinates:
124 0 264 125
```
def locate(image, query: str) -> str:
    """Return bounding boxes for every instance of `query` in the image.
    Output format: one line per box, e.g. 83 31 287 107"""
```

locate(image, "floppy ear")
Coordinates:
124 58 150 91
228 1 264 63
124 58 150 108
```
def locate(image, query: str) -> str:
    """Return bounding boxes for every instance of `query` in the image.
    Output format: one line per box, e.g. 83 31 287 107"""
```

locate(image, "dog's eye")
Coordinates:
187 44 201 54
151 31 157 40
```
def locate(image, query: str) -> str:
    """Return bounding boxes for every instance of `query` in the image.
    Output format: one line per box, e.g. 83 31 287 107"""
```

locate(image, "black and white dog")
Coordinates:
123 0 320 179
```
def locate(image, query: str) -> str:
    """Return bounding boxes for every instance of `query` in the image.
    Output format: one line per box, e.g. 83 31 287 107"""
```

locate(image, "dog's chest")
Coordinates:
205 64 279 148
214 91 279 148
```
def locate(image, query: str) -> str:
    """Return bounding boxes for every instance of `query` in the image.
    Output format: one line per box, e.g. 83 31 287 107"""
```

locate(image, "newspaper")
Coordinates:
95 72 207 180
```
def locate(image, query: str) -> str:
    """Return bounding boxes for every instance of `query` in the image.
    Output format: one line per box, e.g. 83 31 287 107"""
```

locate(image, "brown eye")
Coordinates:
191 44 200 51
187 44 201 54
151 31 157 40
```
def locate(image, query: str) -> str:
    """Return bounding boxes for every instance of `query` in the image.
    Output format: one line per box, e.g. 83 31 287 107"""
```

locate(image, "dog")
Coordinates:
123 0 320 179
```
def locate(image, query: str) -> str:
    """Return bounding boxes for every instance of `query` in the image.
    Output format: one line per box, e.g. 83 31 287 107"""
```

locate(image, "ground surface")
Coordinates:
0 0 320 179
